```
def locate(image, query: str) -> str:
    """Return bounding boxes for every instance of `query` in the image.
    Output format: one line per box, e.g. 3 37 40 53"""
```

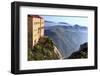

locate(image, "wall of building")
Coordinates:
40 19 44 37
32 17 40 46
28 15 44 48
28 16 33 49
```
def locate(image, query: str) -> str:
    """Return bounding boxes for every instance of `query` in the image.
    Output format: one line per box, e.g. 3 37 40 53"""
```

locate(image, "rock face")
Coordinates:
53 46 63 59
28 36 62 61
67 42 88 59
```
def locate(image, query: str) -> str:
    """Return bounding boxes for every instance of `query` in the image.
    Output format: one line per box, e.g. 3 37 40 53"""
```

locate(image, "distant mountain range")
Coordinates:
44 21 56 27
45 20 87 30
44 21 88 58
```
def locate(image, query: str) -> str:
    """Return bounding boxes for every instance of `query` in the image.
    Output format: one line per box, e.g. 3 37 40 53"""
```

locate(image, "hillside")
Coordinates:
28 36 62 61
67 42 88 59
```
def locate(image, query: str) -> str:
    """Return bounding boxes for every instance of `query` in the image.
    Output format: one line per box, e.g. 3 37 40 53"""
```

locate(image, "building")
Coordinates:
28 15 44 49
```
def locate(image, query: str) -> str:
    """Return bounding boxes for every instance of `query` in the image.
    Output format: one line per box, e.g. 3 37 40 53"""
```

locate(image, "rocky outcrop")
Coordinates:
67 42 88 59
28 36 62 61
53 46 63 59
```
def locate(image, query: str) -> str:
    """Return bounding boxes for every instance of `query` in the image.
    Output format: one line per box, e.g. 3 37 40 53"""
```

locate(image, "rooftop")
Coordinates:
28 15 43 19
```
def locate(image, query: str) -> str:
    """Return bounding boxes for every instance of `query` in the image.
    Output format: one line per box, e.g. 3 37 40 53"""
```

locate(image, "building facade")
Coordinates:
28 15 44 49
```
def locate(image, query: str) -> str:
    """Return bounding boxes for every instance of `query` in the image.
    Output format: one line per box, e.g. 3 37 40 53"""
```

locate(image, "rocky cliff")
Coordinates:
28 36 62 61
67 42 88 59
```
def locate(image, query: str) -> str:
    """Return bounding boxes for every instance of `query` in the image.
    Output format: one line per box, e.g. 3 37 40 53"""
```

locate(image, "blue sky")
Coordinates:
41 15 88 27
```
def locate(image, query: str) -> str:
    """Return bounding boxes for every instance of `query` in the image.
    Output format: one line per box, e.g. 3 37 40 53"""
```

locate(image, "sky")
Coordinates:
41 15 88 27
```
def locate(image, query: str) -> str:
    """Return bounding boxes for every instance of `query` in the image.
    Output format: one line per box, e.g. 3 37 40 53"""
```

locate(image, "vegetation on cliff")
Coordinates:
67 42 88 59
28 36 61 61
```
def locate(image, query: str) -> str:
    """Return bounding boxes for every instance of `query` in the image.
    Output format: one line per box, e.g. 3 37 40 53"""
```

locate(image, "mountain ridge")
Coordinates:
44 24 88 58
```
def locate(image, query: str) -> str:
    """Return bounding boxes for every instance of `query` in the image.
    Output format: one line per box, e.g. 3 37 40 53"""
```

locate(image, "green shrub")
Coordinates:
28 36 60 61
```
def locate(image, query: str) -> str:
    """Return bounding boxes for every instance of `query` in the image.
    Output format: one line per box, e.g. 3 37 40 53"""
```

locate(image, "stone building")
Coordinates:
28 15 44 49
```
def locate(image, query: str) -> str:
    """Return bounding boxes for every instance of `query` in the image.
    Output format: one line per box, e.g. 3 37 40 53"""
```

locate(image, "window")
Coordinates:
34 40 36 45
